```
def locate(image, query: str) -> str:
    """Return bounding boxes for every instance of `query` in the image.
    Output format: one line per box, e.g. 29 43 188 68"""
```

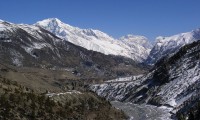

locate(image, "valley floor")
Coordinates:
111 101 172 120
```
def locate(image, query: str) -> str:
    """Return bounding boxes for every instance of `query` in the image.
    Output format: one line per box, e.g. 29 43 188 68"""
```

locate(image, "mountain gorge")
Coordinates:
91 40 200 119
1 17 200 120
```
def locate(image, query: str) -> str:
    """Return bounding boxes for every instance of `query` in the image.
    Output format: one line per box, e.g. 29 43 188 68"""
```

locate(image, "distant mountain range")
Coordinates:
35 18 153 63
1 18 200 65
35 18 200 65
1 18 200 120
0 20 146 80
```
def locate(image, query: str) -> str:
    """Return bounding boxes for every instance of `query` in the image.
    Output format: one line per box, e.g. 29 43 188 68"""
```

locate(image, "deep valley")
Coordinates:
0 18 200 120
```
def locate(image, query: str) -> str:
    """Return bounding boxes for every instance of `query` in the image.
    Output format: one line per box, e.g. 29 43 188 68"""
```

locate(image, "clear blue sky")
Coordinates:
0 0 200 41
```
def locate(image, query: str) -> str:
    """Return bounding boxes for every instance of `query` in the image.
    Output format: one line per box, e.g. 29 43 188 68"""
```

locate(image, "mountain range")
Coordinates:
0 19 146 81
1 18 200 120
35 18 200 65
35 18 153 63
2 18 200 66
146 28 200 64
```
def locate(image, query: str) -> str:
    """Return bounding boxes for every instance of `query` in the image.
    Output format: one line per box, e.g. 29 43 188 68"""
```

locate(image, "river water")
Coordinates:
111 101 172 120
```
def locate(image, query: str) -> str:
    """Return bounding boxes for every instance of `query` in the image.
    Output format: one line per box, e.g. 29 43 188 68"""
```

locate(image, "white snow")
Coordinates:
22 42 53 57
91 43 200 117
10 50 23 66
36 18 152 62
0 23 7 31
18 24 44 40
90 74 149 101
105 75 143 83
46 90 82 97
147 28 200 64
157 60 200 107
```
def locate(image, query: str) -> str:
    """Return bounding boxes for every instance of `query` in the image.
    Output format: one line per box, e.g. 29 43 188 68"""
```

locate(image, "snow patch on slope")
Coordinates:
46 90 82 97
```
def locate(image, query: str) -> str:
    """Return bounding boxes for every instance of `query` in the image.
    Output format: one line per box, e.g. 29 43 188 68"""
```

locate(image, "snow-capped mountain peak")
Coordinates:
36 18 152 62
120 34 147 41
35 18 75 34
119 34 153 49
118 34 153 61
37 18 62 26
146 28 200 64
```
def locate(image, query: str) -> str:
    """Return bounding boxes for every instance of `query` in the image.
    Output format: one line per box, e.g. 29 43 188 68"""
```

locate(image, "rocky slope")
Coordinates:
0 20 146 80
146 28 200 65
36 18 152 62
91 40 200 118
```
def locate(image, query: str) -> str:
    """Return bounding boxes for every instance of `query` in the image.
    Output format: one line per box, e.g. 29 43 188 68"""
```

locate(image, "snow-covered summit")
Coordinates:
120 34 150 45
119 34 153 62
36 18 75 32
36 18 152 62
146 28 200 64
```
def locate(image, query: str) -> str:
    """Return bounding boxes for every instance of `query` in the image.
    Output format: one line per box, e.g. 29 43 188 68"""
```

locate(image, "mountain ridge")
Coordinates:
36 18 153 62
0 20 146 80
146 28 200 65
90 40 200 119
